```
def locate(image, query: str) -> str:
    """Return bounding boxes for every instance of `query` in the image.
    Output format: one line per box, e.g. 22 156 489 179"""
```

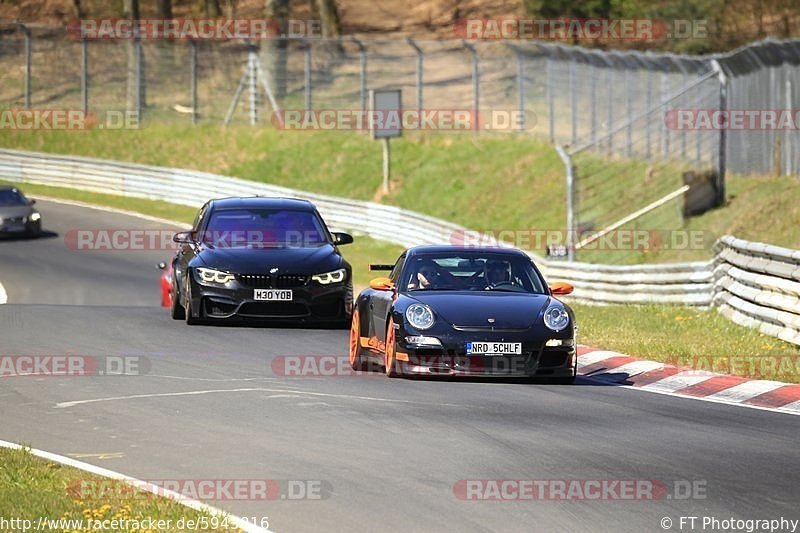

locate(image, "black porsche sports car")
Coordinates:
349 246 577 382
170 196 353 326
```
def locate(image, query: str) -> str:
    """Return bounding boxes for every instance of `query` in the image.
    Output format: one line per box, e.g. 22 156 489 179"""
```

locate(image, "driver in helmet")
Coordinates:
484 259 512 287
409 259 440 290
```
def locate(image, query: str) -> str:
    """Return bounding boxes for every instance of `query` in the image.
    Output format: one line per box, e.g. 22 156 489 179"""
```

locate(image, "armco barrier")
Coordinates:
1 148 798 344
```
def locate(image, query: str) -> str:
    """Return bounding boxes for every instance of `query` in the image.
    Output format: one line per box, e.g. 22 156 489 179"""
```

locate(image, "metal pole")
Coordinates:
382 137 391 193
18 23 31 109
645 69 652 159
711 60 727 205
351 38 367 113
546 57 554 141
135 39 142 121
607 67 614 154
661 72 670 157
81 39 89 114
569 60 577 145
590 66 596 144
785 76 792 176
556 145 576 262
190 40 198 125
514 47 525 132
681 72 689 158
463 41 479 132
407 39 423 116
625 68 633 157
303 41 312 111
248 46 257 125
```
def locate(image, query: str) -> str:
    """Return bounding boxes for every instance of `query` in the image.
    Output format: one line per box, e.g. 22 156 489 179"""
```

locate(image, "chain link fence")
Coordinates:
1 25 799 264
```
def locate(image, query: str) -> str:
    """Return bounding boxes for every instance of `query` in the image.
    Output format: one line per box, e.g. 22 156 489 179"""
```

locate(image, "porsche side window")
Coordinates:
389 255 405 283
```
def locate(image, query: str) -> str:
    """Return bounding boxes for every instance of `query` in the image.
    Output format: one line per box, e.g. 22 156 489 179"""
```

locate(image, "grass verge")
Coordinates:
0 446 242 533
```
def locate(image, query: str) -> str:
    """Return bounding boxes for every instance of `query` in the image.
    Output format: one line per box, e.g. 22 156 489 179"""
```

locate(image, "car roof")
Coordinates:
405 245 530 257
207 196 317 211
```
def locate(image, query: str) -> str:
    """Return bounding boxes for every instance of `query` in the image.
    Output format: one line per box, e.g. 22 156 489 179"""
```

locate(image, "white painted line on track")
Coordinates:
55 387 467 409
0 281 6 304
590 360 665 380
0 439 272 533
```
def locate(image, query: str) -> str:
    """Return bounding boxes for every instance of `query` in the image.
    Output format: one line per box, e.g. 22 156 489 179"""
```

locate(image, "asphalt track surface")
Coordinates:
1 201 799 533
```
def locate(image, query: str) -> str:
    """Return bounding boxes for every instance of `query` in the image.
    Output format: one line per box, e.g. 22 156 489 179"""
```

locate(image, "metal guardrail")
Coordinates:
2 148 798 344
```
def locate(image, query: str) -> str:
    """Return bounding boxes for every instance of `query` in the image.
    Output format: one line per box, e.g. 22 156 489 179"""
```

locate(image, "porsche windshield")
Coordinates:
403 252 547 294
202 208 329 247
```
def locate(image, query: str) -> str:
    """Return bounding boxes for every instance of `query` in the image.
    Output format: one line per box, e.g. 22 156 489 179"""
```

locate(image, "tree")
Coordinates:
124 0 145 113
261 0 290 99
156 0 173 20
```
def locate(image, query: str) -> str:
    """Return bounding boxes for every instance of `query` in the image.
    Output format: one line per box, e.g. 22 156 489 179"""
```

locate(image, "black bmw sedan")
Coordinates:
170 197 353 326
350 246 577 382
0 186 42 238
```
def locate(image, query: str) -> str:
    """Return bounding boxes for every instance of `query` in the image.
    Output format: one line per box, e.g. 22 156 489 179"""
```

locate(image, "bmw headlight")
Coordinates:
312 268 346 285
29 212 41 222
543 304 570 332
405 303 435 330
196 267 235 285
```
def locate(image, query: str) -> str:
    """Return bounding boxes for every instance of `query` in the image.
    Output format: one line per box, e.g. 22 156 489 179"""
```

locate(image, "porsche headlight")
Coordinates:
312 268 346 285
405 303 435 330
29 212 41 222
543 304 570 332
196 267 235 285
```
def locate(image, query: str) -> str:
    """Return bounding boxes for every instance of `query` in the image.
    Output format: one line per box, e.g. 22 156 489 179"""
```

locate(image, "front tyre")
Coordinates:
184 281 201 325
384 317 401 378
349 309 365 371
170 278 185 320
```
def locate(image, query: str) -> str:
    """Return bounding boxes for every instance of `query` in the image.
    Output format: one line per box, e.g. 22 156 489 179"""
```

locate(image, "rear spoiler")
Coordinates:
369 263 394 271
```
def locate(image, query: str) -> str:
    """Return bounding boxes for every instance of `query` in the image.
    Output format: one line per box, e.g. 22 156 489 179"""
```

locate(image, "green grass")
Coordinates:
572 302 800 383
0 446 241 532
2 124 798 265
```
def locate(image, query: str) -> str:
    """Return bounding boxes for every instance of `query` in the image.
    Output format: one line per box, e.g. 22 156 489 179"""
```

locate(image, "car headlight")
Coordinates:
405 303 435 330
543 304 570 332
196 267 235 285
29 212 41 222
312 268 346 285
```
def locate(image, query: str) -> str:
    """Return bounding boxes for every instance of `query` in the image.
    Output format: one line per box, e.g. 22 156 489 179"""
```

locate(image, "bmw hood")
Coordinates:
407 292 553 329
0 205 35 218
196 244 342 274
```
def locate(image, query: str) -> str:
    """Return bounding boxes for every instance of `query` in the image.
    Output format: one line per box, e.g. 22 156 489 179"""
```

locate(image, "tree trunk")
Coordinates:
316 0 341 37
71 0 85 18
203 0 222 18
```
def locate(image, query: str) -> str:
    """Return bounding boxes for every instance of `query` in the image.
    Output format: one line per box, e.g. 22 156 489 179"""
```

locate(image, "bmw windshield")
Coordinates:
201 208 331 248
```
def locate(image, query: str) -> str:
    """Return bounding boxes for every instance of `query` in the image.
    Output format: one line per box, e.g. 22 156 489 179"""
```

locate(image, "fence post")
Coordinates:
625 68 633 157
135 39 143 121
546 57 554 141
463 41 479 132
514 47 525 132
81 39 89 114
556 145 576 262
190 40 198 125
303 40 312 111
569 59 577 145
711 60 727 205
661 72 670 157
248 45 257 125
351 37 367 113
785 75 792 176
16 23 32 109
645 69 653 159
606 67 614 154
407 38 423 116
590 65 596 144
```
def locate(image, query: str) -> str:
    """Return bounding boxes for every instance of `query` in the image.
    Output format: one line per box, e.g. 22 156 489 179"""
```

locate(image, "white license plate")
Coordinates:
254 289 293 301
466 342 522 355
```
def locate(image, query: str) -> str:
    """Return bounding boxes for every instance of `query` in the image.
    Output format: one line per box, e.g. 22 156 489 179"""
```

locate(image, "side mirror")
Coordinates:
157 262 167 270
29 199 36 205
172 231 195 244
369 277 395 291
549 282 574 296
332 232 353 245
